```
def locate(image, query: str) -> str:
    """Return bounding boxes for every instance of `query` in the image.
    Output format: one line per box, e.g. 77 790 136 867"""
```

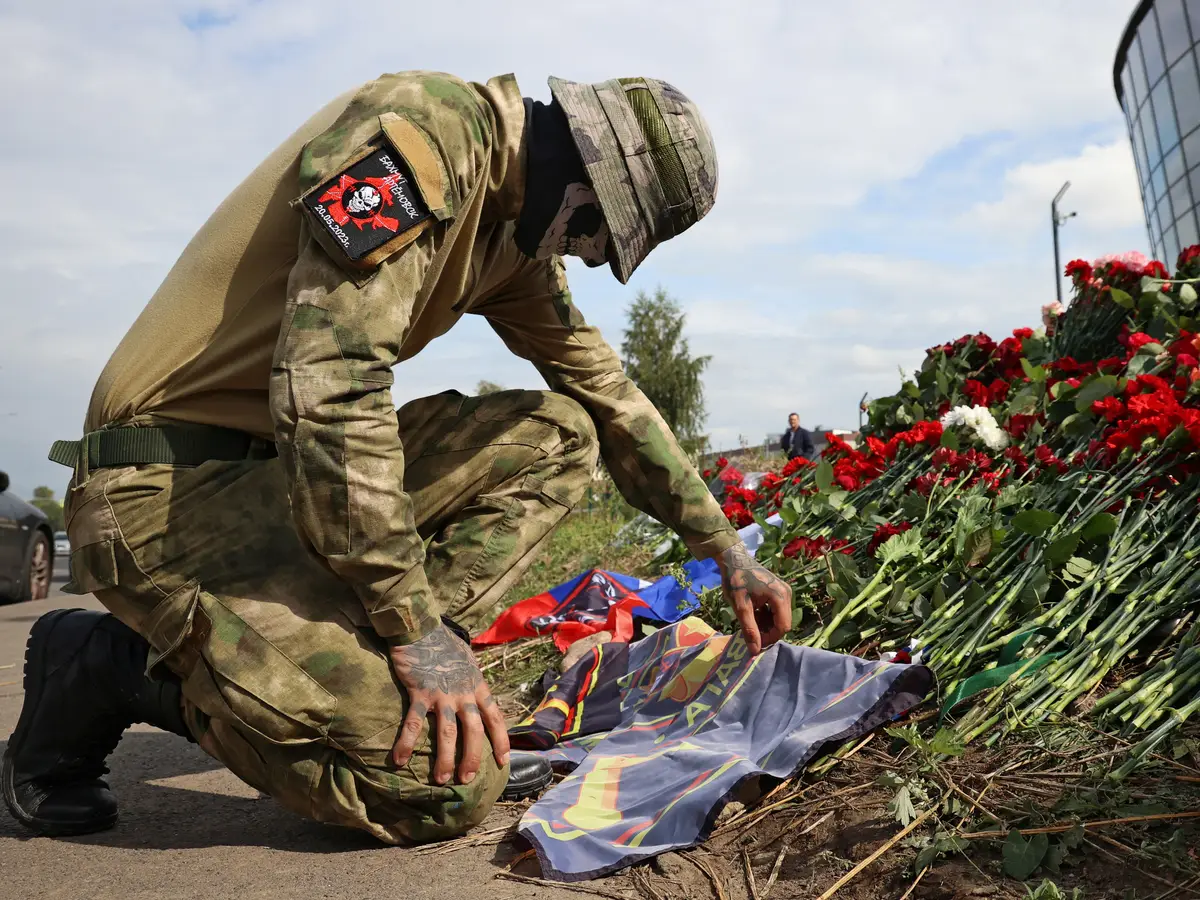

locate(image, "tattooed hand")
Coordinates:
389 624 510 785
717 542 793 654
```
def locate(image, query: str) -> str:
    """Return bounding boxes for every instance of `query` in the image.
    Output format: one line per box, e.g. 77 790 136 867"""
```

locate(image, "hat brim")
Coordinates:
548 76 647 284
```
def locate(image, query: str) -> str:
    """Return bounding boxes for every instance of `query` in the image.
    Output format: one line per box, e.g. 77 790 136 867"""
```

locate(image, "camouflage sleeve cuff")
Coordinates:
369 604 442 645
364 569 443 644
684 526 741 562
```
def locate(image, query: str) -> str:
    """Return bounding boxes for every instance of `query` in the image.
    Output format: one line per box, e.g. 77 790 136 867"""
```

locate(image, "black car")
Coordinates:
0 471 54 603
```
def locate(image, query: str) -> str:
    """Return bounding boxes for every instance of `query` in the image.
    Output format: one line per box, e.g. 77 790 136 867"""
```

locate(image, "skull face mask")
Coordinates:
515 98 611 267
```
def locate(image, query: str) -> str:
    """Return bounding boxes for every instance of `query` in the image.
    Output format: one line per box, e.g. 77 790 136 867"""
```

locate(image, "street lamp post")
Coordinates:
1052 181 1077 305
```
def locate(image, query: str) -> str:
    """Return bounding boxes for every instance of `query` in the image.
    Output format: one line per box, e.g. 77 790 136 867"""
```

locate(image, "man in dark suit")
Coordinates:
780 413 814 460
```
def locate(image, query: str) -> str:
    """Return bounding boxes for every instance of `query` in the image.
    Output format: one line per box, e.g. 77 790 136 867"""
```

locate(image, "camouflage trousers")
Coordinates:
62 389 599 844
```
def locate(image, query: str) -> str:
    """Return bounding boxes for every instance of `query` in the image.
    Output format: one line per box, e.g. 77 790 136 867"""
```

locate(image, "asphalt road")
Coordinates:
0 561 572 900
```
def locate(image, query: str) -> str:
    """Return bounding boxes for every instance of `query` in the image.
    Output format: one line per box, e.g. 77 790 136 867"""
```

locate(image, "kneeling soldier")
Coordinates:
3 71 792 843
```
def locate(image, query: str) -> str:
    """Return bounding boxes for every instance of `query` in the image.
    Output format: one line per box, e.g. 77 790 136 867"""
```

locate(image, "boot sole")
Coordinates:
1 609 120 836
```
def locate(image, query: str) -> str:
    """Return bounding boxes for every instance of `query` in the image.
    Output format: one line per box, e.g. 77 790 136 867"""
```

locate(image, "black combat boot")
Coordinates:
501 752 553 801
1 609 194 836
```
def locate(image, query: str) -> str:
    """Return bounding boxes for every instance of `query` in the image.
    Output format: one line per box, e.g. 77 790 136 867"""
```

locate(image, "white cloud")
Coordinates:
0 0 1155 495
969 140 1147 239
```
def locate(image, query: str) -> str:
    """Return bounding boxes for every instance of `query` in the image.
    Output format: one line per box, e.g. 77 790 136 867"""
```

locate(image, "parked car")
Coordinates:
0 471 54 603
54 531 70 557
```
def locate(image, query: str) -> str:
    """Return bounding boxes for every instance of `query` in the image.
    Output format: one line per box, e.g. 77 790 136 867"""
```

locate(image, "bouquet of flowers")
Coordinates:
707 248 1200 763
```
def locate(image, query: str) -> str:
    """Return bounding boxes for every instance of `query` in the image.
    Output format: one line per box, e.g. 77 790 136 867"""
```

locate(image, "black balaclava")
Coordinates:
515 98 610 265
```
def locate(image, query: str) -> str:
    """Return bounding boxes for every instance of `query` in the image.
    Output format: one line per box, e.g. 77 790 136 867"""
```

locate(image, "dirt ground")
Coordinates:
2 569 1197 900
0 574 597 900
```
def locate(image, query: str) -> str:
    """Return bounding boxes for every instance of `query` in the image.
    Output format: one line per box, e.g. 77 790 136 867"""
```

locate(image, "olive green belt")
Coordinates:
49 424 277 471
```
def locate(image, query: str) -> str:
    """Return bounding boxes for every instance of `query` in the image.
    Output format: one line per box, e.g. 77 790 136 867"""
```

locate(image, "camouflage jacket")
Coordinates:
97 71 739 644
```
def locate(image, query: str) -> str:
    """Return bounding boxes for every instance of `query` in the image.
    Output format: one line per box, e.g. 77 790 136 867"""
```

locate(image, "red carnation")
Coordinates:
1092 396 1125 421
1065 259 1093 281
1125 332 1158 352
720 466 744 486
722 499 753 528
1006 413 1041 440
782 456 814 477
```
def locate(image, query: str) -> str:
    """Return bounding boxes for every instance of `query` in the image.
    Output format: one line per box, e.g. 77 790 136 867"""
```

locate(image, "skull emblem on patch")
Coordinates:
345 183 383 218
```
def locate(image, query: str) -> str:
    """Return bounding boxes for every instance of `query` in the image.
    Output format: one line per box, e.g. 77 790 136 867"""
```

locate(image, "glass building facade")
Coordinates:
1116 0 1200 268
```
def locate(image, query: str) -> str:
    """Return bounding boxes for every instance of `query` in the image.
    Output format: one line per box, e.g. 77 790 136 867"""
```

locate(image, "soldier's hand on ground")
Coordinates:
717 542 793 654
389 624 511 785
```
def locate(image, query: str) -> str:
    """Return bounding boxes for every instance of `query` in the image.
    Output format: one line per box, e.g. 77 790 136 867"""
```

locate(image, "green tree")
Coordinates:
621 287 711 452
30 486 64 532
476 380 504 395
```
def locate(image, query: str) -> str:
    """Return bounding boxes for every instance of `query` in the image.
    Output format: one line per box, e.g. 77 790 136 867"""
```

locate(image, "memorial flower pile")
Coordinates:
709 247 1200 759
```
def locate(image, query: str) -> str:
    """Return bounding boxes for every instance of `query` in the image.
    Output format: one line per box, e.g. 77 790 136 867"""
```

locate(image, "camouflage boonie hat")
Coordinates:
548 76 718 284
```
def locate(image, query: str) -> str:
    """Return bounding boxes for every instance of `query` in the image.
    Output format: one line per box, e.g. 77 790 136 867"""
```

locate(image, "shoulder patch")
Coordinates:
301 144 432 269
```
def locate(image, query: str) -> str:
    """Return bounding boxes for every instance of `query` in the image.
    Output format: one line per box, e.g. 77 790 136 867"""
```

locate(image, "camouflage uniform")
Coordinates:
63 71 734 844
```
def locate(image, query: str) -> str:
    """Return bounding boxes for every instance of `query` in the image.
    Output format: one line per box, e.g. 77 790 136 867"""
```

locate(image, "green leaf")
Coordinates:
1045 532 1083 565
1018 566 1051 614
1073 375 1120 411
1020 358 1047 383
826 622 861 651
1009 383 1043 416
1002 829 1049 880
827 583 849 612
997 484 1034 509
815 460 834 494
1059 825 1086 851
1059 413 1094 438
1012 509 1060 537
878 528 922 564
1049 381 1075 401
935 367 950 397
779 503 799 526
912 593 933 621
876 771 905 790
1110 288 1134 309
888 785 917 826
885 583 912 616
928 727 965 757
900 492 928 521
1080 512 1118 542
962 527 993 568
940 428 960 450
932 581 948 610
1181 283 1198 308
1127 343 1166 377
1063 556 1096 581
914 843 940 873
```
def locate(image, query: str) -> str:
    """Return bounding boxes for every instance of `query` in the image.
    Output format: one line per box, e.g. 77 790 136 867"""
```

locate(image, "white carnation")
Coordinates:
940 405 1009 452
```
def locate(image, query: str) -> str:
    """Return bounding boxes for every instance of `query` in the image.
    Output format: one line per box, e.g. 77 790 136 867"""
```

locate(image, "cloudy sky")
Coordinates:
0 0 1151 499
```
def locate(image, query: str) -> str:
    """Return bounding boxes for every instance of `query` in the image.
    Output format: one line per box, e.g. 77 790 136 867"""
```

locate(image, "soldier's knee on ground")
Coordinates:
188 703 508 845
357 748 507 844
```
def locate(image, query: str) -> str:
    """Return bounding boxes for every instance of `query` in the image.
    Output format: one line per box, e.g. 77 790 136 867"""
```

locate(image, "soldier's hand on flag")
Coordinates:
717 542 793 654
389 623 511 785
